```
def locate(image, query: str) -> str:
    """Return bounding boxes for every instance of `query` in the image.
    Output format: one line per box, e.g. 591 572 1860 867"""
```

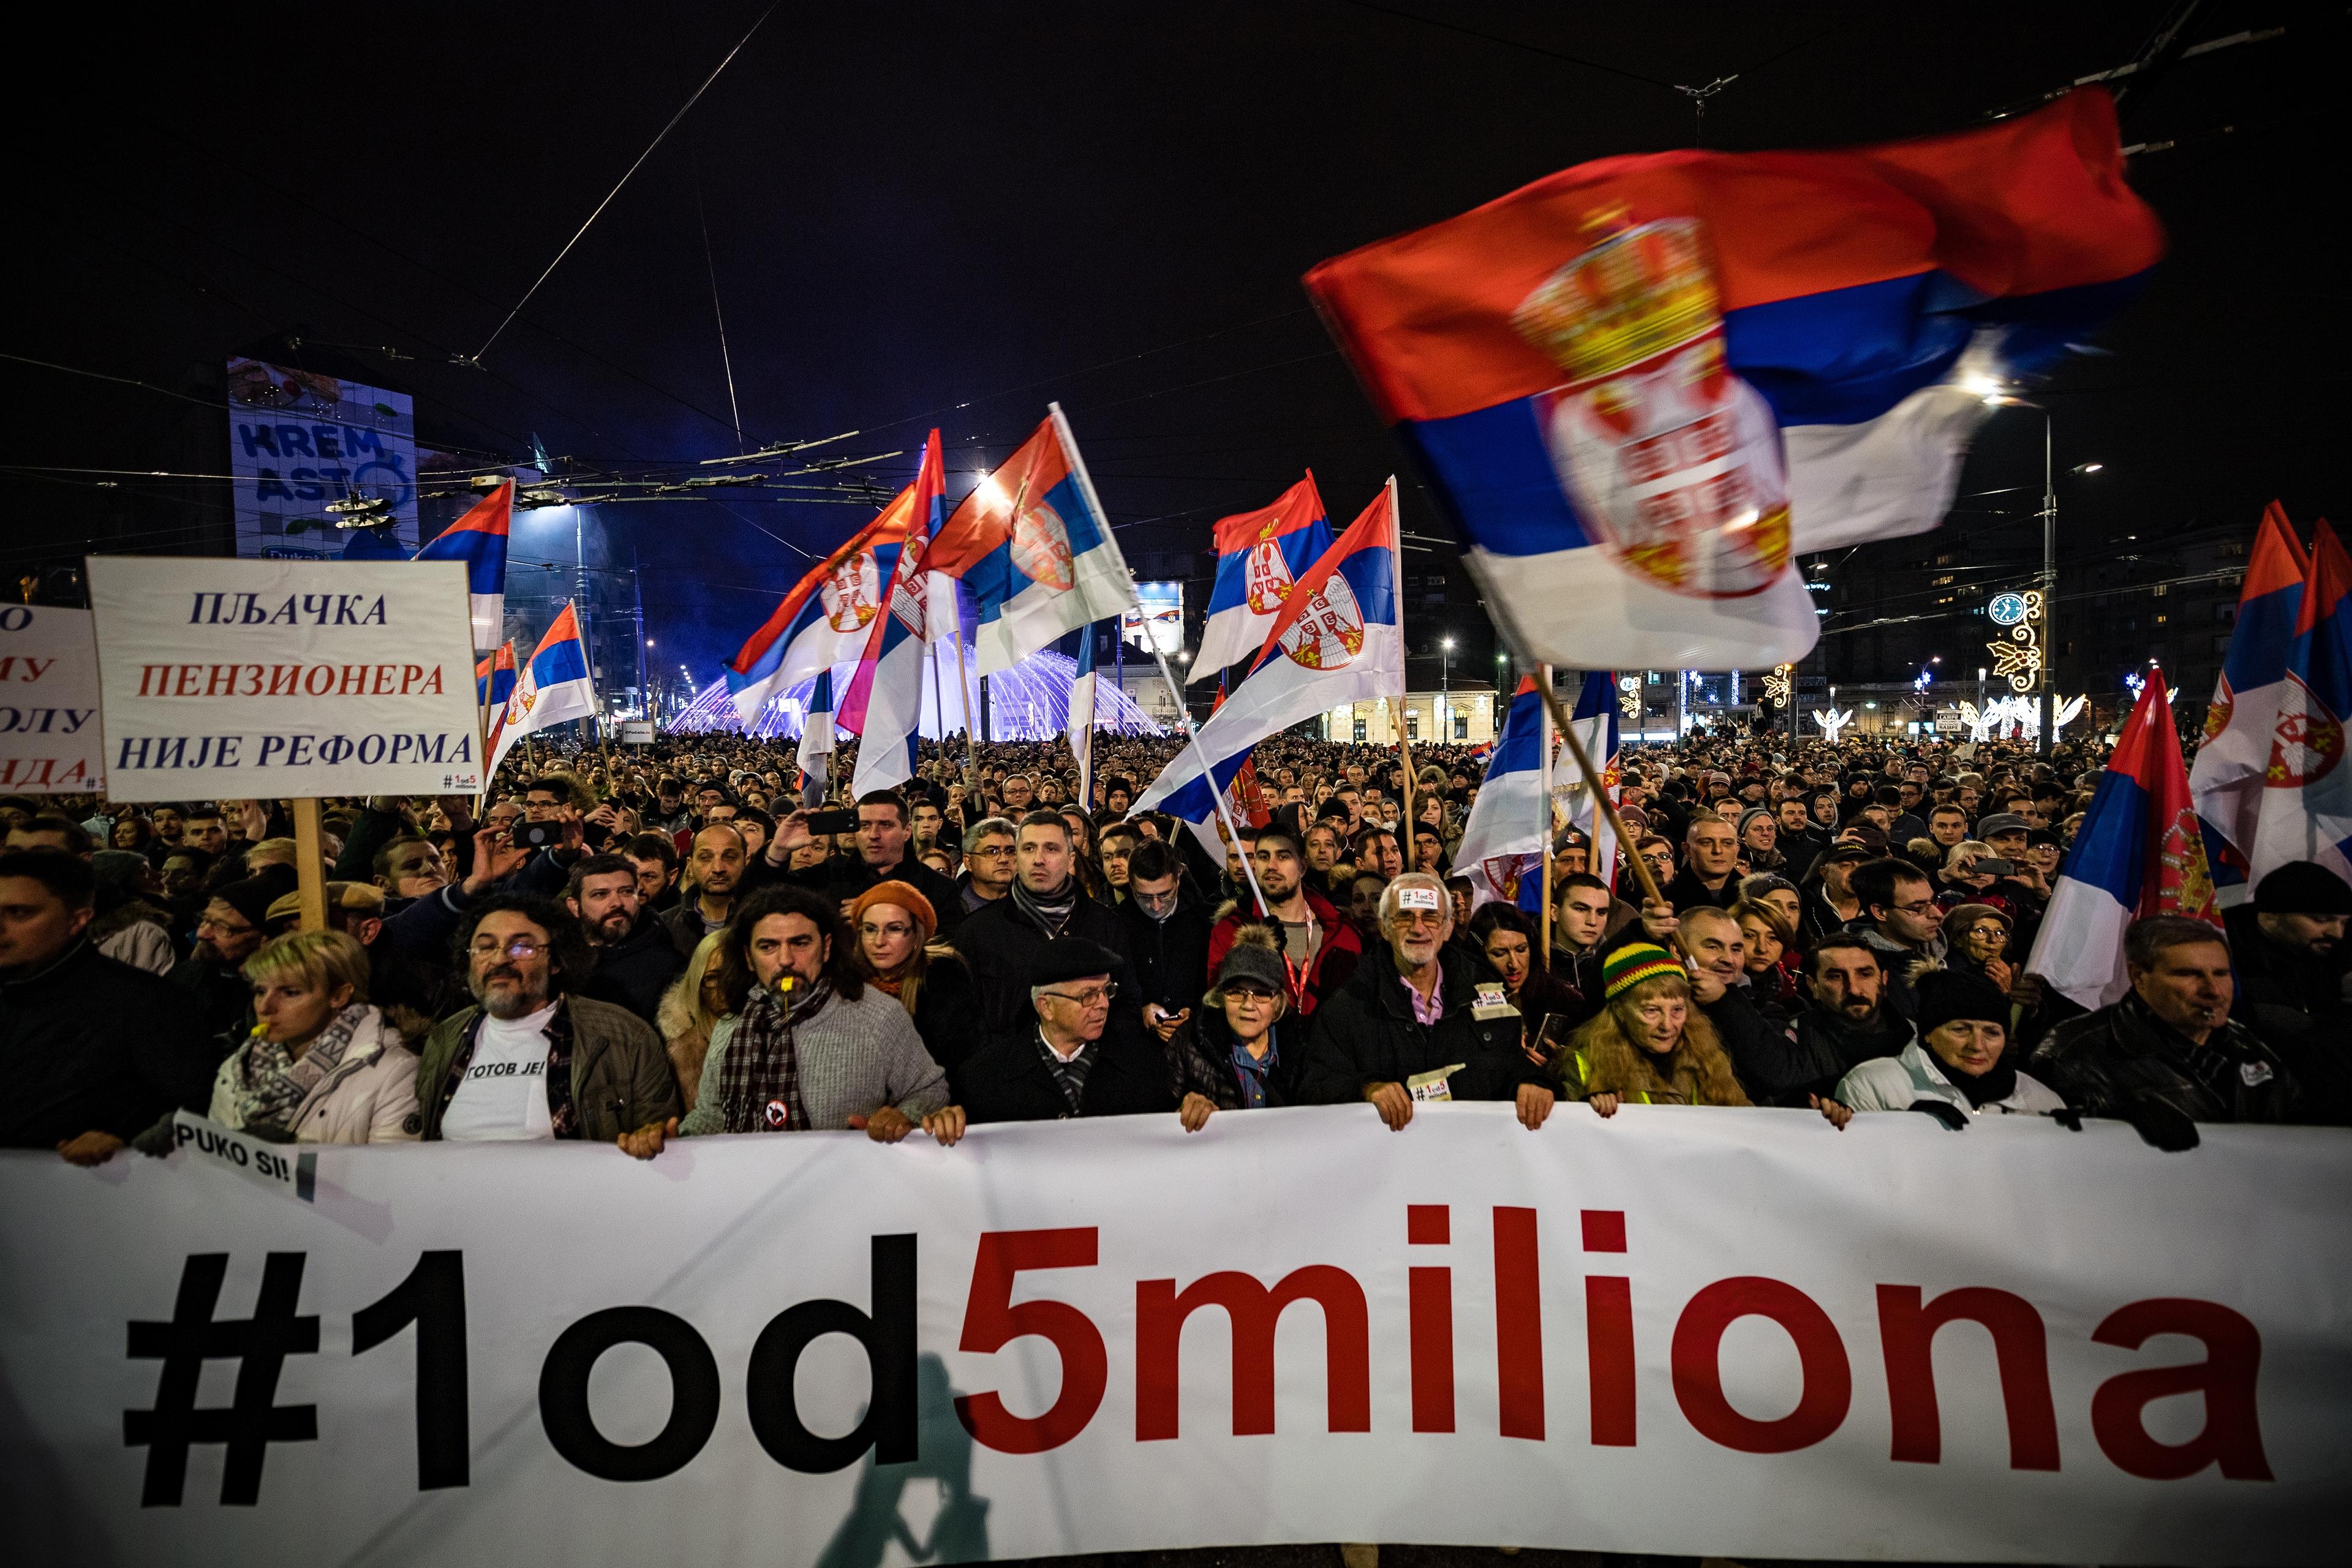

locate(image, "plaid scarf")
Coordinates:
228 1004 370 1138
434 998 581 1139
1035 1027 1093 1114
718 977 834 1133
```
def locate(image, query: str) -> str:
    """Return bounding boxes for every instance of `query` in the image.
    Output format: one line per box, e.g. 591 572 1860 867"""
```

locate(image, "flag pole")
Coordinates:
1050 401 1266 916
1539 662 1554 963
947 590 979 783
1387 477 1417 845
1462 555 1681 954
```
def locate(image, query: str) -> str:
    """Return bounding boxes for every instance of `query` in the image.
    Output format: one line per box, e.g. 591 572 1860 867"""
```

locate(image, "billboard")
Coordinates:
225 358 420 559
1121 579 1183 654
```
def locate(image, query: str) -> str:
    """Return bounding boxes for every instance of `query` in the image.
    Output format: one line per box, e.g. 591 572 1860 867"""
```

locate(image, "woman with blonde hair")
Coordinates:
209 929 419 1143
1558 943 1751 1116
655 932 728 1107
848 880 984 1090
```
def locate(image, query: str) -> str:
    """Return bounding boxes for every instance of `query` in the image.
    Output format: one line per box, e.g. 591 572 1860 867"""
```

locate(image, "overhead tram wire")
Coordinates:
470 3 779 365
693 160 745 452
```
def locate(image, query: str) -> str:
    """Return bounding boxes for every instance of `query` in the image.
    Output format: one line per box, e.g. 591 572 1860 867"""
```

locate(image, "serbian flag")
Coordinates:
2247 521 2352 889
1564 671 1623 892
797 669 835 807
415 481 511 651
473 641 518 712
1453 677 1547 909
2027 671 2217 1010
1191 473 1334 682
723 490 913 729
929 404 1139 674
846 430 946 798
2190 503 2309 905
489 604 597 778
1134 482 1404 832
1305 91 2163 671
478 641 518 772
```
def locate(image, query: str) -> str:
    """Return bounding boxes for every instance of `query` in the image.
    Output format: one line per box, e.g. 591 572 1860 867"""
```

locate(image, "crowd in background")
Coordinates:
4 717 2345 1168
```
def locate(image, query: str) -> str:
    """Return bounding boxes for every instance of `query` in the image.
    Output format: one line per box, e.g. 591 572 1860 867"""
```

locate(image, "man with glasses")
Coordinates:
1847 858 1946 1019
959 937 1173 1122
1298 871 1555 1132
956 818 1018 914
170 871 288 1042
414 895 680 1152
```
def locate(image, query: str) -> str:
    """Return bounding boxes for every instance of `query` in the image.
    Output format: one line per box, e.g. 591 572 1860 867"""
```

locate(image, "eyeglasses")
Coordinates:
1891 899 1938 916
1043 982 1118 1008
1223 984 1278 1001
471 937 548 960
197 914 255 937
973 844 1016 859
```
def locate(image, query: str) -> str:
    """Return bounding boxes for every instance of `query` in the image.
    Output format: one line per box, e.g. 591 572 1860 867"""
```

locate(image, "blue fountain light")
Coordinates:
670 647 1165 741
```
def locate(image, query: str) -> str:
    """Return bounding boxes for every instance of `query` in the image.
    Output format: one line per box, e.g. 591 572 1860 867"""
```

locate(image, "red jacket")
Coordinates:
1207 888 1363 1018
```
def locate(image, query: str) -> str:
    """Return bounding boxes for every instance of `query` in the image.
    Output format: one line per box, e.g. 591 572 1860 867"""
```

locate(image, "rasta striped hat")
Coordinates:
1602 943 1686 998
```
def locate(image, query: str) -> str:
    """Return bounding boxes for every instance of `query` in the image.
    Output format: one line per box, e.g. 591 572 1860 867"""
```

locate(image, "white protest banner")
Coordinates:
1 1106 2343 1566
167 1112 317 1202
619 720 655 744
0 604 104 793
86 557 483 800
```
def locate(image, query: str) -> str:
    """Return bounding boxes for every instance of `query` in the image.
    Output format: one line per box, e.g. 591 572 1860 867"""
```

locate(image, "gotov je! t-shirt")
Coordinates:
440 1001 559 1142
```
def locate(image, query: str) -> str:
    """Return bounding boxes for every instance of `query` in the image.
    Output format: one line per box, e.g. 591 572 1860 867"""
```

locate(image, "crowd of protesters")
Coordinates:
4 717 2345 1169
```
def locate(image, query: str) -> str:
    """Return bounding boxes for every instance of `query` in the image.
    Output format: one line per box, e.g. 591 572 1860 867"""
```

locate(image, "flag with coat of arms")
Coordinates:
2245 520 2352 888
1190 473 1333 681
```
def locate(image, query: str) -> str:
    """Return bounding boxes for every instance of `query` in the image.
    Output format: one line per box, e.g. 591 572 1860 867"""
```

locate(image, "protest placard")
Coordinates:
86 557 482 801
0 605 104 794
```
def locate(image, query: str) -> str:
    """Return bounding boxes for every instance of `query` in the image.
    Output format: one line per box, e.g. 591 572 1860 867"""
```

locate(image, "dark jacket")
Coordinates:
2225 903 2352 1126
1170 1008 1306 1111
950 888 1139 1038
168 950 255 1046
905 951 990 1097
579 910 689 1026
1296 941 1550 1106
1 940 219 1148
2031 992 2301 1127
1699 984 1803 1104
658 898 729 961
1751 1000 1915 1107
413 993 682 1142
1665 865 1738 914
1120 895 1214 1017
959 1025 1175 1123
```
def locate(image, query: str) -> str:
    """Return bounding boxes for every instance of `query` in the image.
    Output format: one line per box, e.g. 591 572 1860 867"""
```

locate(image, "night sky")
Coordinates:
7 2 2343 688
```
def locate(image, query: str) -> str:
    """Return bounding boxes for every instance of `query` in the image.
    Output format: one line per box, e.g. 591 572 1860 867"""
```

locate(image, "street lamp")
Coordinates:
1440 636 1455 741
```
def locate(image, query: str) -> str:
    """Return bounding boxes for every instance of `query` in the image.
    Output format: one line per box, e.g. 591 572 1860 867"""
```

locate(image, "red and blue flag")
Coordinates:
2248 521 2352 888
415 481 511 651
2190 503 2307 904
1191 473 1334 682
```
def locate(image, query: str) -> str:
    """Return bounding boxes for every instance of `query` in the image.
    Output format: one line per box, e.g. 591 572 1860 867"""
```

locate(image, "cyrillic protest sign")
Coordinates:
86 556 483 799
0 604 104 793
1 1106 2342 1565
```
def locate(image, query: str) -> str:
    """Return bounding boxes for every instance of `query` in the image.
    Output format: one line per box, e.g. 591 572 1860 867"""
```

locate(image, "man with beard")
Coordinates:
951 811 1137 1036
568 853 686 1025
1205 826 1361 1019
2222 863 2351 1125
660 823 748 959
170 868 292 1042
413 895 679 1152
1752 936 1915 1107
1297 872 1555 1131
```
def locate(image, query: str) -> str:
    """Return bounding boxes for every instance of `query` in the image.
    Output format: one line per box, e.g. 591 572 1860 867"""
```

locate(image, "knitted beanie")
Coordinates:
1602 943 1684 998
850 880 937 942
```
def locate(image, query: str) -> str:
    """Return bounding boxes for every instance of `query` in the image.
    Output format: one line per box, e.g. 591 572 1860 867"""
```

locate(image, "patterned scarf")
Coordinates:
229 1004 369 1138
434 998 581 1139
1010 875 1078 937
718 977 834 1133
1034 1028 1093 1114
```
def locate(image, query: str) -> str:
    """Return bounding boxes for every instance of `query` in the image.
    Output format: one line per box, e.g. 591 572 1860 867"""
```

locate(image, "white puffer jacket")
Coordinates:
208 1005 422 1144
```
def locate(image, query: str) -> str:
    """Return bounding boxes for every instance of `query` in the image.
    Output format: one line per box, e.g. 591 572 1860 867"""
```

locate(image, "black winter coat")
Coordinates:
1747 1000 1913 1107
2225 904 2352 1125
950 891 1140 1039
1169 1009 1307 1111
907 952 990 1097
2 940 219 1148
1296 943 1550 1106
959 1025 1175 1123
1120 897 1213 1017
775 850 966 935
579 910 688 1027
2032 993 2301 1127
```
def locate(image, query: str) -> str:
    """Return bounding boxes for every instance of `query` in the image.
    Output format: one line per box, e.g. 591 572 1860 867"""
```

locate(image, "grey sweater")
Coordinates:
679 986 949 1134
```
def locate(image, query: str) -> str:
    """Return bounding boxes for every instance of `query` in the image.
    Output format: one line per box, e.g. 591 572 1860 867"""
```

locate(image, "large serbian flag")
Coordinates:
2189 503 2308 906
2027 671 2217 1010
415 481 511 650
722 490 914 729
2247 521 2352 890
929 404 1139 674
1304 90 2164 671
1190 473 1333 682
488 604 597 778
1133 483 1403 829
845 430 948 798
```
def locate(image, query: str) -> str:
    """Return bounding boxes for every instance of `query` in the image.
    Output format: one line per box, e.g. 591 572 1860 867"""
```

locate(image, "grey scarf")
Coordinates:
1011 876 1079 936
